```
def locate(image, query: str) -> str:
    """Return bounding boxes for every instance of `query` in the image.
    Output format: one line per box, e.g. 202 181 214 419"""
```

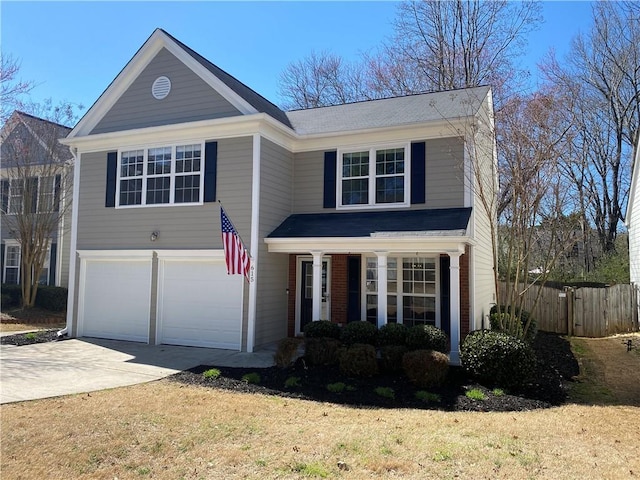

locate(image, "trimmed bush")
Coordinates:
489 305 537 344
35 286 68 312
303 320 341 339
274 337 302 368
402 349 449 388
340 320 377 346
304 337 341 366
338 343 379 377
380 344 408 373
377 322 408 347
460 330 536 390
405 325 450 354
1 284 22 308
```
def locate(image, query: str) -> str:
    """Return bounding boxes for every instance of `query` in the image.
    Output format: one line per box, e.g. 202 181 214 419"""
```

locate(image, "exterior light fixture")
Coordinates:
150 231 159 242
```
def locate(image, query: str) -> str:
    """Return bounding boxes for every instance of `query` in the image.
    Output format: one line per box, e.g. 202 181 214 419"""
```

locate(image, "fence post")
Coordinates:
567 287 574 337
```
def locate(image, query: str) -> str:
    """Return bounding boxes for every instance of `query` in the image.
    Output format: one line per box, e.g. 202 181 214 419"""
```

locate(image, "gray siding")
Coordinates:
292 137 465 214
76 136 253 250
255 137 293 346
91 48 243 134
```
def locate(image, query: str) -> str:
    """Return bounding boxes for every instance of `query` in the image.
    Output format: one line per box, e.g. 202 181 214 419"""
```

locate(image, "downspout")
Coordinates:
57 147 80 338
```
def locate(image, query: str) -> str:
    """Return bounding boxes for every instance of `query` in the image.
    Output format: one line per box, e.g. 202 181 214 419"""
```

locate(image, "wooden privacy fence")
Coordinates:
498 282 640 337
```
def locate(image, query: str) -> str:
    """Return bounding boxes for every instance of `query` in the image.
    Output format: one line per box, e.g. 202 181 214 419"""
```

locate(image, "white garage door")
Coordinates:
79 257 152 343
157 257 242 350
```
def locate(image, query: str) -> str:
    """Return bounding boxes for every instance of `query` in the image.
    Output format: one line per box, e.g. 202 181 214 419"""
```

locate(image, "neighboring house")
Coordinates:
61 29 497 364
627 131 639 297
0 111 72 288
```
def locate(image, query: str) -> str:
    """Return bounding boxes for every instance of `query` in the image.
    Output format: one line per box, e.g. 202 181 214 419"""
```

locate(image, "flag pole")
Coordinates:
218 200 250 252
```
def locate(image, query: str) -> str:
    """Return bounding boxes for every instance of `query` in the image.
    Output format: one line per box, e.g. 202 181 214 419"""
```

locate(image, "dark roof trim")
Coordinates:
268 208 472 238
160 29 293 129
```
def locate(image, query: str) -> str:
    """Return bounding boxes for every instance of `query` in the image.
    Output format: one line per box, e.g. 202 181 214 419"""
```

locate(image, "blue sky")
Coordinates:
1 1 594 114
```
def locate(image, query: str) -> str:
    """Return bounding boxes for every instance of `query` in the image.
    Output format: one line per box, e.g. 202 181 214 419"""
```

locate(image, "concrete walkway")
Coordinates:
0 337 275 404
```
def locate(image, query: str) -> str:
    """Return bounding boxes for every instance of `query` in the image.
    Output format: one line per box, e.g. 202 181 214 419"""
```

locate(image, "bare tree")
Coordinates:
1 102 77 307
373 0 542 105
0 54 35 125
278 51 370 110
541 1 640 253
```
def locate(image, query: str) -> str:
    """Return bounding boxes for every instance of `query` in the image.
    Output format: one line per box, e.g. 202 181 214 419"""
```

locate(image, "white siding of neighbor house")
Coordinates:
91 47 242 135
628 141 639 288
291 137 465 214
255 137 293 347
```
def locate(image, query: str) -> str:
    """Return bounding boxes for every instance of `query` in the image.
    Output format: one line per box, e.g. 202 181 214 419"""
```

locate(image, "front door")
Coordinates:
299 258 330 334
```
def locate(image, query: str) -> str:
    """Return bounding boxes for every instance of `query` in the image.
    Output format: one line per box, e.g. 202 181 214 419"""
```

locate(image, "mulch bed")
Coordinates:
169 332 580 412
1 328 580 412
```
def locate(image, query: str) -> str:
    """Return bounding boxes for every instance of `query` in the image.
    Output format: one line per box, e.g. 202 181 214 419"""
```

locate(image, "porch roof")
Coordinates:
267 207 472 238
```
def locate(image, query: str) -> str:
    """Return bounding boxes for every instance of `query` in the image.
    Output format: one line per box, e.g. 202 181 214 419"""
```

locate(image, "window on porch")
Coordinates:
365 256 437 327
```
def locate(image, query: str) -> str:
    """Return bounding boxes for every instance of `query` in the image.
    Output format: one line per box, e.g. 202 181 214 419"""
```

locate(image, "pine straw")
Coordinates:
2 381 638 480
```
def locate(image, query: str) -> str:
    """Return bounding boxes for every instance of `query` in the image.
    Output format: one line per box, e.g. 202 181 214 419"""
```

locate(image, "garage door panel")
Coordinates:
80 260 151 343
158 260 242 349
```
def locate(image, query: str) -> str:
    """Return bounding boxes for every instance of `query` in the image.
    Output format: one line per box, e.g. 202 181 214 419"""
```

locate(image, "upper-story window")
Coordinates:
338 145 409 209
0 176 59 214
117 143 203 207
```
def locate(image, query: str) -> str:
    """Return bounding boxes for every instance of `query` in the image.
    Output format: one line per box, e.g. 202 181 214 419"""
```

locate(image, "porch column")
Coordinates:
376 252 388 329
449 252 462 365
311 251 323 321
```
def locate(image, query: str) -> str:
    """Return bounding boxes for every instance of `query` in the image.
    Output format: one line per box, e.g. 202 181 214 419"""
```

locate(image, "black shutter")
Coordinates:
49 243 57 286
204 141 217 203
53 174 61 212
28 177 38 213
0 242 4 282
105 151 117 208
323 151 337 208
0 180 8 213
411 142 426 205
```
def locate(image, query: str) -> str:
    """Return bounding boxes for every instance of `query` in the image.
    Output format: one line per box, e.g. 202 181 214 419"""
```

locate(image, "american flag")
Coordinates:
220 206 251 282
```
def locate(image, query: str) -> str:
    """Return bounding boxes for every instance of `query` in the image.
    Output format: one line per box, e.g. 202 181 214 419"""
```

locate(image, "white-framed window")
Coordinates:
338 144 410 209
2 242 52 285
117 143 204 208
364 256 439 327
1 176 58 214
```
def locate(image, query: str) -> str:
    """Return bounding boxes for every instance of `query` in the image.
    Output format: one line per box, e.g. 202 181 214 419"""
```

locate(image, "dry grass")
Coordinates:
2 381 639 480
0 322 65 333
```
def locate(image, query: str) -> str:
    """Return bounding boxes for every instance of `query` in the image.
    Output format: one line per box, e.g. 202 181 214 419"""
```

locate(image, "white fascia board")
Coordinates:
155 249 224 259
265 236 470 254
77 250 154 260
626 132 640 226
68 29 259 139
61 113 296 153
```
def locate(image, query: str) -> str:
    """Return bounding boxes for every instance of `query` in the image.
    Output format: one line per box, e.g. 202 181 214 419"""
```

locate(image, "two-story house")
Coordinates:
0 111 72 289
61 29 497 364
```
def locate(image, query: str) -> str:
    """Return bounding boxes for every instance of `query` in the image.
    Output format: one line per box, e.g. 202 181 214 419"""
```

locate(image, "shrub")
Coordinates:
303 320 341 339
465 388 486 400
415 390 441 403
340 321 377 346
327 382 346 393
460 330 536 390
241 372 261 384
304 337 341 366
1 284 21 308
284 376 301 388
379 344 408 373
374 386 395 400
338 343 379 377
202 368 221 379
489 305 537 343
35 286 68 312
402 349 449 388
405 325 450 354
274 337 302 368
377 322 408 346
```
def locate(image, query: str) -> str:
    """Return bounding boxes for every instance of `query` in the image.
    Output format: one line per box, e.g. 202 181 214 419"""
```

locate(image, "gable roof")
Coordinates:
268 208 472 238
69 29 292 138
286 86 491 136
1 111 73 166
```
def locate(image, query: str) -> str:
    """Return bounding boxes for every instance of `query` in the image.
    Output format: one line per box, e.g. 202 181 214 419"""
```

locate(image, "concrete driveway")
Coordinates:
0 337 275 404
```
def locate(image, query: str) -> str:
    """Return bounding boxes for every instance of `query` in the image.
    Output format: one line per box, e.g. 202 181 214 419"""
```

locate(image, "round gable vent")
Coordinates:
152 76 171 100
